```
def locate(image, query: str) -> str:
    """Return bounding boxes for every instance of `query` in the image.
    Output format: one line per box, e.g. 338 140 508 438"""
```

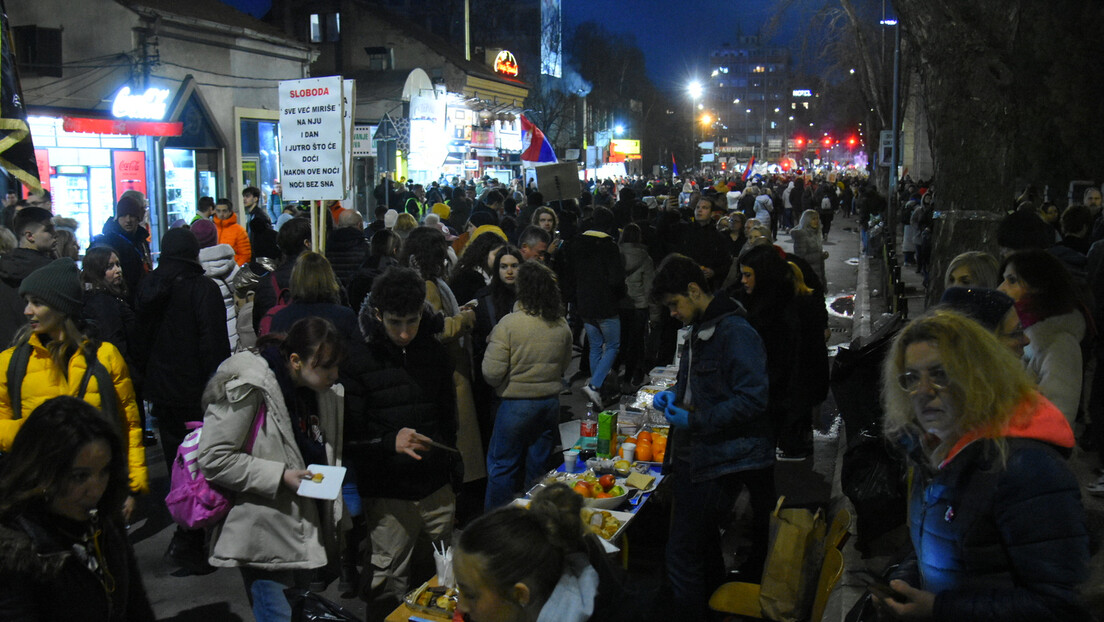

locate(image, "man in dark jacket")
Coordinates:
679 196 732 290
342 267 456 617
242 186 280 260
650 254 770 619
93 193 152 302
325 209 370 289
563 207 626 407
134 228 229 575
0 207 55 345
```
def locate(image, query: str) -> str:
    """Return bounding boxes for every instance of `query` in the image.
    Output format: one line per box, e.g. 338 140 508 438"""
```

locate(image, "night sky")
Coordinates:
219 0 823 90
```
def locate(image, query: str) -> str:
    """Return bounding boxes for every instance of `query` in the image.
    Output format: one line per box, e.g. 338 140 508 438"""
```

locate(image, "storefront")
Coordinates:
28 76 227 253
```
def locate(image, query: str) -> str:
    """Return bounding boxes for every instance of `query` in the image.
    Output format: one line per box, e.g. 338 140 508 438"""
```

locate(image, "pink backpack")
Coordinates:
165 403 266 529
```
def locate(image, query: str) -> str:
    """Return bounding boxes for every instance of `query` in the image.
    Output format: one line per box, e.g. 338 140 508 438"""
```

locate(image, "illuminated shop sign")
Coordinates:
111 86 172 120
494 50 519 77
792 89 813 97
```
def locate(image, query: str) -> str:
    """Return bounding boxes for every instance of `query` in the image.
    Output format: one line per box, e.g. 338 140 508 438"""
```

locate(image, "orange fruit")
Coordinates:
636 443 654 462
654 449 665 462
626 436 638 445
573 482 593 498
595 491 613 498
637 430 653 443
652 435 667 452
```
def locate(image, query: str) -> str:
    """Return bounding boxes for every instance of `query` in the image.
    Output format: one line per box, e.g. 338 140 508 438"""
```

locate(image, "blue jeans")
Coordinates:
240 567 312 622
584 317 620 390
484 396 560 509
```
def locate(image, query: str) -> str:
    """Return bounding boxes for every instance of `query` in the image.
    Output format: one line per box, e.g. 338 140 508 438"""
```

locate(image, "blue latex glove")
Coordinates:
665 404 690 429
652 390 676 411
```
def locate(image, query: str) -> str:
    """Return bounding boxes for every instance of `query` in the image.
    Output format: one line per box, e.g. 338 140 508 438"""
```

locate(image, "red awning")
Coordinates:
62 116 183 137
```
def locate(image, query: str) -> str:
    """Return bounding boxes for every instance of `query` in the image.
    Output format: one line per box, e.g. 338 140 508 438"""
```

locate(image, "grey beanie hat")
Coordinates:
19 257 83 318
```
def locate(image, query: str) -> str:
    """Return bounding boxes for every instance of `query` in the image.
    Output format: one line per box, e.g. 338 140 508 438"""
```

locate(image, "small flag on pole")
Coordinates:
741 156 756 182
671 153 679 177
0 7 41 191
520 115 557 163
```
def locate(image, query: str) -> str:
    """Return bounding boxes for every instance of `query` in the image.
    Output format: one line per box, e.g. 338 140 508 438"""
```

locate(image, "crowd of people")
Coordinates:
0 170 1099 621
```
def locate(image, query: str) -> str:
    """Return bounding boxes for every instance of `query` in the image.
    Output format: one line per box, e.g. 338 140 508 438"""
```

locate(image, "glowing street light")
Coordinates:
701 114 712 125
688 81 703 100
614 124 625 135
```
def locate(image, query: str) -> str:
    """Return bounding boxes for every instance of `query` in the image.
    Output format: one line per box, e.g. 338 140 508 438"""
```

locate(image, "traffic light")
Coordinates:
822 136 832 147
721 160 727 170
794 137 805 147
847 136 857 147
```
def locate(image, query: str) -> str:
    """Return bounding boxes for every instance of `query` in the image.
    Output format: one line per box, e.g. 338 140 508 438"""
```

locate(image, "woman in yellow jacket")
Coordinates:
0 258 148 519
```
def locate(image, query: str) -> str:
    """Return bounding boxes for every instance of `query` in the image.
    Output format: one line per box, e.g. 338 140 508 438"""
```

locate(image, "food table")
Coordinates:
385 576 454 622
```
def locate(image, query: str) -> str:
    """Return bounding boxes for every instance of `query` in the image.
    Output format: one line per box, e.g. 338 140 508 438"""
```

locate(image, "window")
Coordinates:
309 13 341 43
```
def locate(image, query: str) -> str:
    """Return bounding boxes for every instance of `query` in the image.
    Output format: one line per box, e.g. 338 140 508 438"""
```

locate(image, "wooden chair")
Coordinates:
709 507 852 622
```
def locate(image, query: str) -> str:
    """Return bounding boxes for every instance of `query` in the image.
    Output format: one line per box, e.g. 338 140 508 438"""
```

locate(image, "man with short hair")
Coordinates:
404 184 426 219
679 196 731 289
342 267 457 618
25 189 51 212
192 196 215 224
326 208 369 288
242 186 280 259
0 207 56 344
213 198 252 266
649 253 770 618
92 192 152 300
517 225 551 263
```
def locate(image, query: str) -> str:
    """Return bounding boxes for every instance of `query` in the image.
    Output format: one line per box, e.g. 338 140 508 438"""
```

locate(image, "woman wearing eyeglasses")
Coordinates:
873 310 1092 622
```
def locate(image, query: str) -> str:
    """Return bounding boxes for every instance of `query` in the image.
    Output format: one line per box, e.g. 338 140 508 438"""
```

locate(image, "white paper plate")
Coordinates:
296 464 347 500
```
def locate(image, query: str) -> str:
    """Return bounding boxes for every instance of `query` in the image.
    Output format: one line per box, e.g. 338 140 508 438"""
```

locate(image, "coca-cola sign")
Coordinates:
111 85 171 120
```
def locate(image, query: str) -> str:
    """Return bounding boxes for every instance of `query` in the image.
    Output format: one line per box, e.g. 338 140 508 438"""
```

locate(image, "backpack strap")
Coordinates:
271 272 290 305
244 402 266 453
5 342 33 420
76 346 121 436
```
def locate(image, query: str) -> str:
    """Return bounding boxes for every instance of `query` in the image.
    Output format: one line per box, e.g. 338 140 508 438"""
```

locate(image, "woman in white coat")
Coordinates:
198 317 345 622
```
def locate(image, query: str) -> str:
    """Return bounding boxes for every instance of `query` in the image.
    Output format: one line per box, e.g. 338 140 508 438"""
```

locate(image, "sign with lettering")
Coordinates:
111 86 172 120
279 76 346 200
111 150 147 201
352 124 375 157
494 50 519 76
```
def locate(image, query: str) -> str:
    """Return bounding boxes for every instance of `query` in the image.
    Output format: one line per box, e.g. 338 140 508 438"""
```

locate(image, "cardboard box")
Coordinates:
597 411 618 458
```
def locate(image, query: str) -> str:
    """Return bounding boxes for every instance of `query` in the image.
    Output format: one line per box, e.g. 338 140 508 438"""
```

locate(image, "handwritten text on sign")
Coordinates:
279 76 345 200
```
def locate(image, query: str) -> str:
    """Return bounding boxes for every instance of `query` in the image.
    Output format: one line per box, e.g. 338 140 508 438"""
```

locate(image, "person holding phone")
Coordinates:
874 310 1091 621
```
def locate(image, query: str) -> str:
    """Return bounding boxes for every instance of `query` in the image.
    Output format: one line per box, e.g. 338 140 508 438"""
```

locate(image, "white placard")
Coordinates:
343 79 355 194
352 124 375 157
279 76 346 201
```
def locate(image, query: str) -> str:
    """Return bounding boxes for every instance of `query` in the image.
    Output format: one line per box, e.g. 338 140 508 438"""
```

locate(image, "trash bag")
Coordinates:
841 431 907 554
830 313 906 446
284 588 364 622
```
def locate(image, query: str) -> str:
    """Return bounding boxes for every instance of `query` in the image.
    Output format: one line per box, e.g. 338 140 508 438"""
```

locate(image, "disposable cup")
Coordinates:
620 442 636 462
563 450 580 472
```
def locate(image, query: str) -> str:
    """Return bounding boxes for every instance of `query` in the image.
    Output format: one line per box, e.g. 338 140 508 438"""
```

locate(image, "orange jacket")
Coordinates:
214 213 252 266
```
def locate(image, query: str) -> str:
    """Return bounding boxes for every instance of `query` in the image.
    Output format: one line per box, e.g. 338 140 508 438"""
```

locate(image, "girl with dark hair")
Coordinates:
0 396 155 621
471 246 525 449
481 261 572 509
455 483 639 621
196 316 345 622
997 249 1086 424
1 258 148 518
81 246 137 365
450 228 508 304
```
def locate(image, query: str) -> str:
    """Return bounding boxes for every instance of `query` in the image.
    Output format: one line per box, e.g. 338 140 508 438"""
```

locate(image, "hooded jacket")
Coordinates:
325 227 369 289
93 219 150 300
563 231 626 320
0 510 155 621
0 334 148 494
1023 309 1085 424
671 295 771 481
899 395 1092 621
199 244 240 351
134 257 230 410
619 242 655 310
213 213 251 266
0 248 53 345
197 350 344 570
340 303 456 500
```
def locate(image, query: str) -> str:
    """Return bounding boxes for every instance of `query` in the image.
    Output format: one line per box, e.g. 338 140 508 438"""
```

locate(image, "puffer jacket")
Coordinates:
199 244 240 351
0 510 155 622
341 303 456 501
0 334 148 494
197 350 344 570
1024 309 1085 424
897 396 1092 621
482 303 572 399
619 243 654 310
213 213 252 266
671 295 770 482
754 194 774 228
325 227 369 289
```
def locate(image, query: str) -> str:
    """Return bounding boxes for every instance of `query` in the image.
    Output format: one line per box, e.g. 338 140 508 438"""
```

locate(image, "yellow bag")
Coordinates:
758 496 826 622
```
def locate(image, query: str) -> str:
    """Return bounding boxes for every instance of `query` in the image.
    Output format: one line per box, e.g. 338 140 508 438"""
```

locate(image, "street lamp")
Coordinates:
688 80 705 171
614 124 625 136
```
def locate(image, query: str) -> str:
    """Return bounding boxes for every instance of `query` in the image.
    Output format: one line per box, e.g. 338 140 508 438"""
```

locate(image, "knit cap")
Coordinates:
190 218 218 248
160 228 200 263
19 257 83 318
432 202 451 219
116 195 145 219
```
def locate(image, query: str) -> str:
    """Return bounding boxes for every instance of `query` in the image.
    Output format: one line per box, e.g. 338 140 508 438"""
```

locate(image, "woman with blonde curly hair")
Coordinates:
874 310 1090 621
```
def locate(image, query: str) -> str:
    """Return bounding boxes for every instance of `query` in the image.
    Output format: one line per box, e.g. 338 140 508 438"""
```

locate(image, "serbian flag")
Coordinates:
671 153 679 177
741 156 756 182
520 115 557 163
